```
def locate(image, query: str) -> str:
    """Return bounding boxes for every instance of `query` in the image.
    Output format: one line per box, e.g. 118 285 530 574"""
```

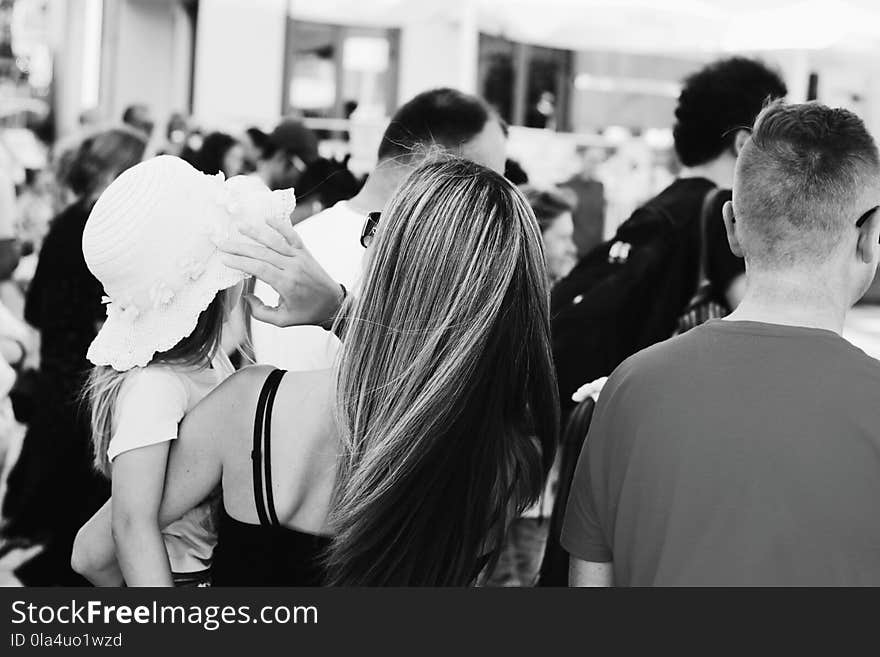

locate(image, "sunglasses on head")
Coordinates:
360 212 381 248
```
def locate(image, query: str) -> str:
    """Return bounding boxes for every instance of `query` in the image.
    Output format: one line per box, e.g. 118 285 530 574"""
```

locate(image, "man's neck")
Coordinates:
679 155 736 189
725 271 850 335
345 160 407 215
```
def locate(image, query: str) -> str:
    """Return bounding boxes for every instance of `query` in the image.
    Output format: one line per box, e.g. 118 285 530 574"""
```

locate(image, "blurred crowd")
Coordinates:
0 96 611 586
3 52 880 589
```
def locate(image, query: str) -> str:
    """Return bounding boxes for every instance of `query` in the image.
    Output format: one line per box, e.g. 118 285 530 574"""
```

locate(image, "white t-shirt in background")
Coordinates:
252 201 366 371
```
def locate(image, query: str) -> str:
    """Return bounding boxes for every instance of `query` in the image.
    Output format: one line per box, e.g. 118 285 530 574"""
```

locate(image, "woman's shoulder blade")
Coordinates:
199 364 275 412
181 366 335 453
183 365 276 436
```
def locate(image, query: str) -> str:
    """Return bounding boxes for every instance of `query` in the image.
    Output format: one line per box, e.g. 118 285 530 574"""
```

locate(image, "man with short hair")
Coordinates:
562 101 880 586
249 88 506 370
254 118 321 191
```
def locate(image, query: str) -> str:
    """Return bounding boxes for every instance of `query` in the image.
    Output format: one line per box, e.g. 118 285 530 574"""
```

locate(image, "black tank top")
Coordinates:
212 369 331 586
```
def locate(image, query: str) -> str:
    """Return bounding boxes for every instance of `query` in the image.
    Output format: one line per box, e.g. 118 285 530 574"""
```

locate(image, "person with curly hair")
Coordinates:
552 58 787 414
670 57 788 310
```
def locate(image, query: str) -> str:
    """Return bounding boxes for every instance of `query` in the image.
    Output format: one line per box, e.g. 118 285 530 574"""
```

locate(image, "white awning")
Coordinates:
286 0 880 54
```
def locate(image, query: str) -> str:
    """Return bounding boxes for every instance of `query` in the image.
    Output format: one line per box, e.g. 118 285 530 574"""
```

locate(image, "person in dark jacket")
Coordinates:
1 127 146 585
551 58 787 415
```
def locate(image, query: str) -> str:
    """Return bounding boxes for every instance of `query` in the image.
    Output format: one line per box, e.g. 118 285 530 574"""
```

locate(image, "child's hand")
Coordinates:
218 215 345 329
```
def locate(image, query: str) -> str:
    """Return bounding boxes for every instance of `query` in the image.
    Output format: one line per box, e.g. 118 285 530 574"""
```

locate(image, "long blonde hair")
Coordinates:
327 156 560 586
87 292 230 477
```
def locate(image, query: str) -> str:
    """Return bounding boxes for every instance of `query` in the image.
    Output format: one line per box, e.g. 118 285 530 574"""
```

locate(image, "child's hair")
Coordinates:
86 290 230 477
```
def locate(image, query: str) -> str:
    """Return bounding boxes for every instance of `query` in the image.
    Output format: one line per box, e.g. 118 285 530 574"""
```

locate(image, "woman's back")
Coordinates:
166 156 559 587
181 366 338 585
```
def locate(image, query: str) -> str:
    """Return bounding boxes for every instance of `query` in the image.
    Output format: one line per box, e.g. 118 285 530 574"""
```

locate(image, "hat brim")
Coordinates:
87 253 246 372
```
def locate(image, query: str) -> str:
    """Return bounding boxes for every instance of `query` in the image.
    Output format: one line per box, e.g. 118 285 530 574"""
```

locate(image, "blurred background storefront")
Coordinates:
12 2 880 147
4 0 873 227
5 3 880 470
6 0 880 241
4 0 880 348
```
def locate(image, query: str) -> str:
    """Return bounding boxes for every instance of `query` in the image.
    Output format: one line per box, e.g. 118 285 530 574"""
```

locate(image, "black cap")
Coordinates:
268 118 319 163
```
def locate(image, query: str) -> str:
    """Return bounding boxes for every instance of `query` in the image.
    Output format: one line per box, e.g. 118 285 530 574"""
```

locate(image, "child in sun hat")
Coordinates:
71 155 296 586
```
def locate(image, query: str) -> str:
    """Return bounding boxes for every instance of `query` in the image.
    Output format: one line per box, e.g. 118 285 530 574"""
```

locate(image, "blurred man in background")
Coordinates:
253 118 320 191
121 103 155 140
561 145 607 257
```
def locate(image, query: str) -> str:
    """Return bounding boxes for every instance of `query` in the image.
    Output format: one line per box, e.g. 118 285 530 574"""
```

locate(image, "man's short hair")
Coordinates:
266 118 319 163
734 100 880 268
121 104 146 124
674 57 787 167
121 104 154 137
378 88 496 162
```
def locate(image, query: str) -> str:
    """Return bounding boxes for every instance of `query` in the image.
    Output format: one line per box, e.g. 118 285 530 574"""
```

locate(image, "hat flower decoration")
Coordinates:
82 155 296 372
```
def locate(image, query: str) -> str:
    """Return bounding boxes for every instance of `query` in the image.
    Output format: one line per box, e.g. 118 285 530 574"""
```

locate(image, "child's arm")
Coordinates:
83 368 188 587
72 427 221 586
158 368 269 527
71 501 124 586
157 377 234 528
75 376 230 585
111 442 175 587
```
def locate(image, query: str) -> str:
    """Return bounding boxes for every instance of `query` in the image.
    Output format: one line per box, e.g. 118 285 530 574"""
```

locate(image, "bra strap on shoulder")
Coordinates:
262 369 286 527
251 369 285 527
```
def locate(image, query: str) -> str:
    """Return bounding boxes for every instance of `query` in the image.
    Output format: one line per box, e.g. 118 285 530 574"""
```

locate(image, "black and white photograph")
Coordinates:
2 0 880 622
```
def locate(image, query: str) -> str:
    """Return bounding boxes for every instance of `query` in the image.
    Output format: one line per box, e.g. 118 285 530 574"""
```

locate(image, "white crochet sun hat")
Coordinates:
83 155 296 371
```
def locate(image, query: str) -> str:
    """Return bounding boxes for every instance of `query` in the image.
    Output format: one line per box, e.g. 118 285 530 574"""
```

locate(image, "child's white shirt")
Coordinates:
107 354 234 575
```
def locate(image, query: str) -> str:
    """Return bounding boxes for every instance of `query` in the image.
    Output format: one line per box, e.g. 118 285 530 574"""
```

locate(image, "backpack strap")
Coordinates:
695 187 723 291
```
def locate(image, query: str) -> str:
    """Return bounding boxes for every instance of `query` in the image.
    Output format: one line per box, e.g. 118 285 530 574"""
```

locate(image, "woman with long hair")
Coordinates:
148 156 559 586
1 127 146 585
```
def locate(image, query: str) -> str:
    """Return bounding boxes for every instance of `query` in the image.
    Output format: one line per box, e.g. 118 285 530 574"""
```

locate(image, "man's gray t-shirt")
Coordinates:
561 320 880 586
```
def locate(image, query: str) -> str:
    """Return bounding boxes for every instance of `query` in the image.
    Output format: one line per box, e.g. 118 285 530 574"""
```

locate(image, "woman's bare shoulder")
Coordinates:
178 365 277 447
273 369 335 422
180 366 335 453
273 369 337 449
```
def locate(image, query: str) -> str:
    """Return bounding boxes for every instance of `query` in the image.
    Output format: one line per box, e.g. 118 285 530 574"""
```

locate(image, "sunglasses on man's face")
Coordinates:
361 212 381 248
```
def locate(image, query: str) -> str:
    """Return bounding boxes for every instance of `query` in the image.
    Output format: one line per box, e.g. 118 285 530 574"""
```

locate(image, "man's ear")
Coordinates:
732 129 750 157
722 200 744 258
856 207 880 264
